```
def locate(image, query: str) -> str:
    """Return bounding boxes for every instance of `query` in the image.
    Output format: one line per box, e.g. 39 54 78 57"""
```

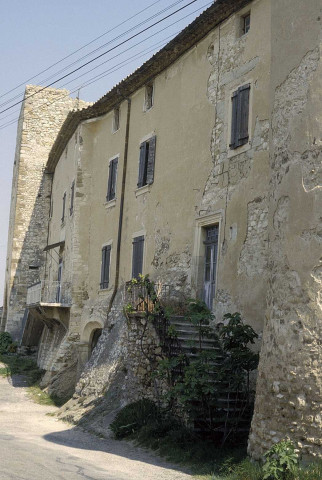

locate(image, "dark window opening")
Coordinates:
90 328 102 354
137 136 156 188
100 245 111 289
106 158 118 201
70 181 75 215
61 192 66 223
132 236 144 279
230 84 250 150
145 83 154 110
243 13 251 35
113 107 120 132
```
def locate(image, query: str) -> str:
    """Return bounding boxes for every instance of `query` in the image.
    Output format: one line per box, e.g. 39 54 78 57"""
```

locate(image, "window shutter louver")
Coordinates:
100 245 111 289
137 143 146 188
111 159 117 199
146 136 156 185
107 161 113 201
237 84 250 145
230 91 239 149
132 236 144 279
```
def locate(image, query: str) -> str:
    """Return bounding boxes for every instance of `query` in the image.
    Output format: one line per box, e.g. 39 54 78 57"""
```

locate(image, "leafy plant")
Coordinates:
110 398 158 439
0 332 13 353
262 440 299 480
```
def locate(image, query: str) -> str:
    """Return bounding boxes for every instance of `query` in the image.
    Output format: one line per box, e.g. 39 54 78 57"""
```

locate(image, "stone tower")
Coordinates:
1 85 87 341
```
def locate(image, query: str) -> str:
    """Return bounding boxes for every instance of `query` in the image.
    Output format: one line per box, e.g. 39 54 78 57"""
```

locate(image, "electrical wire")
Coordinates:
0 1 211 125
0 0 197 111
0 0 164 102
0 1 212 131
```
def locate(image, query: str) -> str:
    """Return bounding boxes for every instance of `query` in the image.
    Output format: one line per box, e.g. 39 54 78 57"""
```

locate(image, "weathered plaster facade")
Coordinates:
2 0 321 460
249 0 322 459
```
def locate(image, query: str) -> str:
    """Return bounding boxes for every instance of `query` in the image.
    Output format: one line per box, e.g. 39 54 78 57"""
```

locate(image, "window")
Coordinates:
145 83 154 110
203 226 219 309
230 84 250 150
242 13 251 35
61 192 66 223
112 107 120 132
137 136 156 188
100 245 111 289
106 157 118 201
70 181 75 215
132 236 144 279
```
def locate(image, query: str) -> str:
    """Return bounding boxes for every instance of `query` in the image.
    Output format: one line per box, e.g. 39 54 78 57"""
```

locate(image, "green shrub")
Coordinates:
110 399 159 439
263 440 299 480
0 332 13 354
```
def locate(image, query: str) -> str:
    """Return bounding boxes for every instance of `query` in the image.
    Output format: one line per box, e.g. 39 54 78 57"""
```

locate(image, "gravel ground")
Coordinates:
0 370 194 480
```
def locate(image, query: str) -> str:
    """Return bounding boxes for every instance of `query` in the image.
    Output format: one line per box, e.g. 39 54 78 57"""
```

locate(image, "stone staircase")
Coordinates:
168 315 252 440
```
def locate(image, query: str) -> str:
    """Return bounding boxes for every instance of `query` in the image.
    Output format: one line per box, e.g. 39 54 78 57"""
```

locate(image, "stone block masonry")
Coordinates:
1 85 89 341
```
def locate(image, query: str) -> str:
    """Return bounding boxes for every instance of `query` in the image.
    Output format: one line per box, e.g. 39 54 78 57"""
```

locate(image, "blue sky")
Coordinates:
0 0 211 304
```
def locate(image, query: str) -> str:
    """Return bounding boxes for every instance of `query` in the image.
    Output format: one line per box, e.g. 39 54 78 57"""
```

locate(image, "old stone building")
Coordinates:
1 0 321 460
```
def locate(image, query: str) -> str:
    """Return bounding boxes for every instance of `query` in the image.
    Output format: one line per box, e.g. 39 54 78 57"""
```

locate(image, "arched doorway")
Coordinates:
90 328 102 354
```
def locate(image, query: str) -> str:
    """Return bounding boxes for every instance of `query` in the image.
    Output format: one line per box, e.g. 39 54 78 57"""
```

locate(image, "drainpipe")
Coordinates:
106 97 131 319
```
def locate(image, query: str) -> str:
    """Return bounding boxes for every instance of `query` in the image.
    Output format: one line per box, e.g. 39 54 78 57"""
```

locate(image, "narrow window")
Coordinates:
61 192 66 223
242 13 251 35
145 83 154 110
113 107 120 132
230 84 250 150
132 236 144 279
100 245 111 289
106 158 118 201
203 225 219 309
137 136 156 188
70 181 75 215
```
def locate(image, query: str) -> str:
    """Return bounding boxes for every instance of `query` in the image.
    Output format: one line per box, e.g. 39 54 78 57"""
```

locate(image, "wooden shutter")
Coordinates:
100 245 111 289
107 158 118 201
237 84 250 146
61 192 66 222
146 136 156 185
70 181 75 214
132 236 144 279
137 143 147 188
230 90 239 149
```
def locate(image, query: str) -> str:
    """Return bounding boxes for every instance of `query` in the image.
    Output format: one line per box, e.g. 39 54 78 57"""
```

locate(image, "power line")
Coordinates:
0 0 164 102
0 0 191 110
0 2 209 125
0 1 212 131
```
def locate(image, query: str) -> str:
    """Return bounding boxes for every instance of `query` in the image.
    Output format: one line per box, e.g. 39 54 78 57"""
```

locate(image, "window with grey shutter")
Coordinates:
70 181 75 215
137 137 156 188
61 192 66 223
230 84 250 150
132 236 144 279
100 245 111 289
137 143 147 188
146 136 156 185
106 158 118 201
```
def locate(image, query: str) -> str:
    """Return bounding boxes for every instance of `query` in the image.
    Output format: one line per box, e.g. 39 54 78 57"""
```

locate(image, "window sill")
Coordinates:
135 184 151 197
227 140 251 159
98 286 112 294
104 198 116 209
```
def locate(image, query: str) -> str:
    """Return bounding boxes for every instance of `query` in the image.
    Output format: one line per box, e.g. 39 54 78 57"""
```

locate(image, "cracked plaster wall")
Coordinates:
249 0 322 459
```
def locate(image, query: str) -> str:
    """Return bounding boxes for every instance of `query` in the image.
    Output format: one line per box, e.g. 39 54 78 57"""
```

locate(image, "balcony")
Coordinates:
27 281 71 307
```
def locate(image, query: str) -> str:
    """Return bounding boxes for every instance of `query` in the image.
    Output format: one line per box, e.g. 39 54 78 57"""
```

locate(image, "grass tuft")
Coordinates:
0 354 68 407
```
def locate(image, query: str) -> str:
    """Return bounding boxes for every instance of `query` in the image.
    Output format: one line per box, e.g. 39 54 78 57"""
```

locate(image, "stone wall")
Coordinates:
249 0 322 459
58 289 164 429
1 86 88 341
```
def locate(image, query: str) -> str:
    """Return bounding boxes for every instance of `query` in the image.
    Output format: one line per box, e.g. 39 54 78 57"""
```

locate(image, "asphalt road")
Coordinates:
0 372 193 480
